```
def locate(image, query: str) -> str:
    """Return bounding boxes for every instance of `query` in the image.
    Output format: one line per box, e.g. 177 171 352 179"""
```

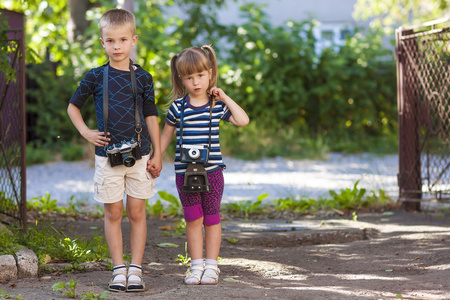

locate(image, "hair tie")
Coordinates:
200 46 208 55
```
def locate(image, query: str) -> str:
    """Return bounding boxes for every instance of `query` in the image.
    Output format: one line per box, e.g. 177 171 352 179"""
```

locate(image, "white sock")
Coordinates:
202 259 219 283
185 259 204 284
128 264 142 283
112 265 126 287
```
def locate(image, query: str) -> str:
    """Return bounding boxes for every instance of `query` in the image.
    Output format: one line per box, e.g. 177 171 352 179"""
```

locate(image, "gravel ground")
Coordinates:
26 153 399 207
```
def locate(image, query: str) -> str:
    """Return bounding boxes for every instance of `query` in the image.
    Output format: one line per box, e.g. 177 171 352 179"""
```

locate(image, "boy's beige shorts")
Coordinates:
93 154 156 203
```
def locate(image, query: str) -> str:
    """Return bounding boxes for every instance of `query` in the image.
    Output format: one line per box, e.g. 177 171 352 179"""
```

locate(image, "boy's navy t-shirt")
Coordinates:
70 64 158 157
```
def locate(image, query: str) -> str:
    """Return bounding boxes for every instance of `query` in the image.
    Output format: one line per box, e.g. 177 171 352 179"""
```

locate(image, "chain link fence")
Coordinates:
0 9 26 227
396 18 450 210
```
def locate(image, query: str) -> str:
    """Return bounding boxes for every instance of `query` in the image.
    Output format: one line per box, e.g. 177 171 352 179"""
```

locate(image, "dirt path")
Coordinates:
2 210 450 299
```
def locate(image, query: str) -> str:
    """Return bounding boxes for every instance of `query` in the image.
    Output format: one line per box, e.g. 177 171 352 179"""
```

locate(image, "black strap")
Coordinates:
178 95 213 152
103 61 141 148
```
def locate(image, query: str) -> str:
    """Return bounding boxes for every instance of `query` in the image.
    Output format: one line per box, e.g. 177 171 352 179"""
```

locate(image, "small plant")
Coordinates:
227 238 238 244
328 180 366 211
158 191 182 216
81 284 109 300
27 192 62 215
352 211 358 222
223 193 268 218
0 289 23 299
0 227 22 256
52 278 78 298
175 242 191 266
146 199 165 218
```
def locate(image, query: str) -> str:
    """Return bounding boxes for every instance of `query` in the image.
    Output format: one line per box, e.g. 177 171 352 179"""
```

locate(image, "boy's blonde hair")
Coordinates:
99 8 136 37
169 45 218 102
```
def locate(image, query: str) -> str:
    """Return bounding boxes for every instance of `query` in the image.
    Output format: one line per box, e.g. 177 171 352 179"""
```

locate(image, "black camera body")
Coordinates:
106 139 142 168
181 163 211 193
180 144 209 163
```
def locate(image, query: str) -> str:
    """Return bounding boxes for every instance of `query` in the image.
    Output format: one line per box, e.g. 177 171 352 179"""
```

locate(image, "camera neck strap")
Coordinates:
178 95 213 151
103 60 141 149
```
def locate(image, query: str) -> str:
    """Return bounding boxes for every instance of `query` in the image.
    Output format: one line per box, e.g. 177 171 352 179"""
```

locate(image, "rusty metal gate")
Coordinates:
396 18 450 209
0 9 26 227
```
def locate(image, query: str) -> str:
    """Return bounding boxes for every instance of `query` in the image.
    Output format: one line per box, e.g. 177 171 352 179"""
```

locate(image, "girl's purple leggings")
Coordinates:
175 168 224 226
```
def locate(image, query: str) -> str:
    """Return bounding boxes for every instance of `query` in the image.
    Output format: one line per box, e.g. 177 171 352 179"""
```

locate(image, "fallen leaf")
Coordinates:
414 256 420 260
223 278 238 283
158 225 172 231
43 254 52 264
385 269 393 272
155 243 179 248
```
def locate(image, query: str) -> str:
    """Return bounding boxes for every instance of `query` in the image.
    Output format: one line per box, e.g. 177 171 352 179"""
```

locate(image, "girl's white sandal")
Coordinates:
184 265 204 285
200 265 220 285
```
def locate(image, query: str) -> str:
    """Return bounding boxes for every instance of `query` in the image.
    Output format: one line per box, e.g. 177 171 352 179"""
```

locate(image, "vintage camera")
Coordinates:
181 163 211 193
106 139 142 167
180 144 209 163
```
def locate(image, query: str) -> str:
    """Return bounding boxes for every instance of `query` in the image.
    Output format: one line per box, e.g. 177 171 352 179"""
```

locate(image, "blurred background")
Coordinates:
2 0 448 164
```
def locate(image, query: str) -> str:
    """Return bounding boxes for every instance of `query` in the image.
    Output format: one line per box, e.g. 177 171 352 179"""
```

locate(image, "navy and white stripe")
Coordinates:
165 96 231 174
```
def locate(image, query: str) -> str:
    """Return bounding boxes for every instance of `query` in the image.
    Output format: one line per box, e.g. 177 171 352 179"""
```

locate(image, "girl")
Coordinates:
156 45 249 285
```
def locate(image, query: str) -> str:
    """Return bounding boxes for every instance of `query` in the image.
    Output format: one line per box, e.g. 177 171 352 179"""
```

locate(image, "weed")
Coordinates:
80 284 109 300
328 180 366 210
158 191 182 216
27 192 62 215
175 242 191 266
0 227 22 256
11 222 110 269
146 199 165 218
227 238 238 244
352 211 358 222
52 278 78 298
0 289 23 299
222 193 268 218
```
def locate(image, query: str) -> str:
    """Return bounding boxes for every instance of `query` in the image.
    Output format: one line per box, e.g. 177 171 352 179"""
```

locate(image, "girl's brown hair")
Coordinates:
169 45 218 103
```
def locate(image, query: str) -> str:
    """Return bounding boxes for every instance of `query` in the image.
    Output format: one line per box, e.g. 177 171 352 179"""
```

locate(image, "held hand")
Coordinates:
147 157 162 178
82 130 110 147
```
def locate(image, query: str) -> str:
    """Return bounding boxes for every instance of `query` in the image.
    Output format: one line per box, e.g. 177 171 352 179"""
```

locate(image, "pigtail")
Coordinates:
201 45 219 108
169 54 185 103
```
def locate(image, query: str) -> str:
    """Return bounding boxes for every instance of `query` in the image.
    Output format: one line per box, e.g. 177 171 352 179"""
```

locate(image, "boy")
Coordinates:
67 8 161 292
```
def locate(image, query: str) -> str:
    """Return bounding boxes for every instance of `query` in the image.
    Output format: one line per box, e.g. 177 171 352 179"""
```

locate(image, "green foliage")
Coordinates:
146 191 182 218
328 180 367 210
354 0 448 34
3 0 398 158
0 289 23 299
13 222 110 268
81 284 109 300
146 199 165 218
158 191 182 216
221 3 397 154
52 278 78 298
26 142 54 165
61 143 85 161
175 242 191 266
0 12 17 83
222 193 268 218
0 227 22 256
27 192 62 215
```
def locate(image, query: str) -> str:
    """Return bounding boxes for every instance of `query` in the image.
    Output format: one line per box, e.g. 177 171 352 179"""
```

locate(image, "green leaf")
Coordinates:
223 278 239 283
155 243 179 248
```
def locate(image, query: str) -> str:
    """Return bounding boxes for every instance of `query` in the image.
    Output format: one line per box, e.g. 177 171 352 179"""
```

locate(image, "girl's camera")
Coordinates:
180 145 209 163
106 139 142 167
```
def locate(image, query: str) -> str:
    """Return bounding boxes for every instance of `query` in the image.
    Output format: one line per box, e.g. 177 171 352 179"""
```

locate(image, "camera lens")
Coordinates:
122 152 136 167
188 148 201 159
